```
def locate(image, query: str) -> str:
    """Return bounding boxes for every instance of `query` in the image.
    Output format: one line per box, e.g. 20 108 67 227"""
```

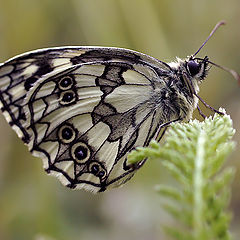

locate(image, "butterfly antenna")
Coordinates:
193 20 226 57
195 57 240 85
194 56 240 116
207 60 240 85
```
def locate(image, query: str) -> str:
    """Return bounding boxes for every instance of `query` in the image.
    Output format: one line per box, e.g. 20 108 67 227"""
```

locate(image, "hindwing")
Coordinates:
25 61 166 192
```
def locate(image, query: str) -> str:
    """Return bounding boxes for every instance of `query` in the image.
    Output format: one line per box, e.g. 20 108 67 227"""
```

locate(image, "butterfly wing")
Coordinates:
0 47 172 192
0 47 86 142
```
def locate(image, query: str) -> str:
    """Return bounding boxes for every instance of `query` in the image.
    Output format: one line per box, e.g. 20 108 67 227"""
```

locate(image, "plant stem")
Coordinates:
193 129 205 239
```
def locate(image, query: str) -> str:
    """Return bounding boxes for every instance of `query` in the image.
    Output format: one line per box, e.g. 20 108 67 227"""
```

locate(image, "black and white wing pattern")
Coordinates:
0 47 181 192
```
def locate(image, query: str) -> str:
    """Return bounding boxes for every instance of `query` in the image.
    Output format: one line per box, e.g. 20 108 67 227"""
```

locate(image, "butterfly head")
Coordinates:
168 56 209 97
186 56 209 82
183 56 209 96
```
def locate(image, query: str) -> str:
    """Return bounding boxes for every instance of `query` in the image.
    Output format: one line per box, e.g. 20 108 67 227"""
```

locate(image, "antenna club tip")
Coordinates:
193 20 227 57
230 70 240 86
218 20 227 26
237 76 240 86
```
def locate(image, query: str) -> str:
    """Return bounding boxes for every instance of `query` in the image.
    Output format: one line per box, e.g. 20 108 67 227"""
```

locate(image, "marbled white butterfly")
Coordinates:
0 21 238 192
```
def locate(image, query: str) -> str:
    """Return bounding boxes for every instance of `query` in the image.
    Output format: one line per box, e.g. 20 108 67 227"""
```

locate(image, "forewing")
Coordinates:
0 46 171 143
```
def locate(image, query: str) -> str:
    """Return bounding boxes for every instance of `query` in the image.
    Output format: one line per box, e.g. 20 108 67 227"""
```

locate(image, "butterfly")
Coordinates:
0 21 238 193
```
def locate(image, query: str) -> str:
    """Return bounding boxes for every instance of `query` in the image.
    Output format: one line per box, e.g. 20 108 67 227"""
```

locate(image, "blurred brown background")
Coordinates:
0 0 239 240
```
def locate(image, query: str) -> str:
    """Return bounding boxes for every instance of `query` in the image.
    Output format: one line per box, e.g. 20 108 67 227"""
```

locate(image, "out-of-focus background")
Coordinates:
0 1 239 240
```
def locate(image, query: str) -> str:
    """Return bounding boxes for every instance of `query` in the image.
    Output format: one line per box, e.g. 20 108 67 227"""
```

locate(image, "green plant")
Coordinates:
128 109 236 240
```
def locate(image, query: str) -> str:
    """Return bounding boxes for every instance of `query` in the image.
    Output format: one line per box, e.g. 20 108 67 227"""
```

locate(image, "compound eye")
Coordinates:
187 60 200 76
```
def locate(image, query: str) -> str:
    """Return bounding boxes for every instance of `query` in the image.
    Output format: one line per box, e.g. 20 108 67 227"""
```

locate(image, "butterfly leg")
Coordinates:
126 118 182 171
155 118 182 141
195 94 224 115
197 105 207 119
156 125 169 142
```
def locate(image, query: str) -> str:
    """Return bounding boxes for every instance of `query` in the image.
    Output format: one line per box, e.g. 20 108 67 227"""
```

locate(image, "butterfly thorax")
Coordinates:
164 56 209 121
